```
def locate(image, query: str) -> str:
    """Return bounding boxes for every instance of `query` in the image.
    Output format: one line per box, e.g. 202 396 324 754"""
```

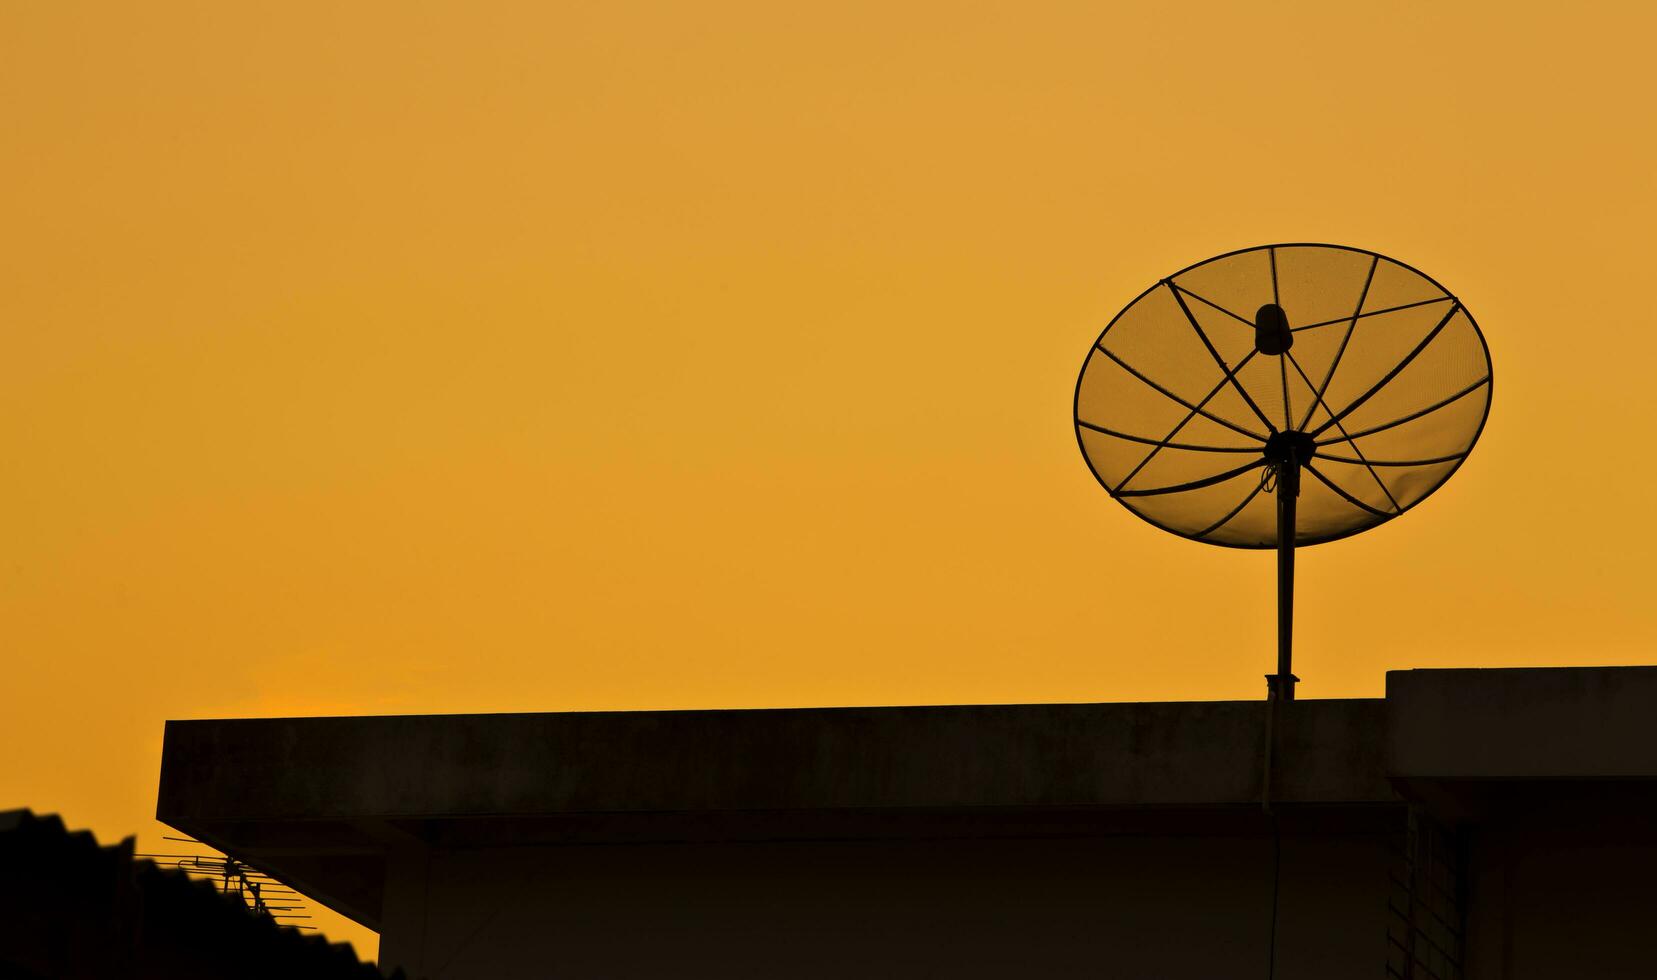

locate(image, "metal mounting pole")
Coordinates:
1267 460 1300 701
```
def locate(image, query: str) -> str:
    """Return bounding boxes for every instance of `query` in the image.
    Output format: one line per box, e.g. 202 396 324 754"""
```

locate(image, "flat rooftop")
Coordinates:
157 666 1657 929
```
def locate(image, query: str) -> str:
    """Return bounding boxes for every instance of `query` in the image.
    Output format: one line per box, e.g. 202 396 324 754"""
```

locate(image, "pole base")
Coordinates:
1265 673 1300 701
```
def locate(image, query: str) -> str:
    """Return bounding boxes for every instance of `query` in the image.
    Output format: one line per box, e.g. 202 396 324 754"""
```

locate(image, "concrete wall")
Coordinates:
380 830 1394 980
1464 811 1657 980
1388 668 1657 979
159 699 1389 825
1386 667 1657 779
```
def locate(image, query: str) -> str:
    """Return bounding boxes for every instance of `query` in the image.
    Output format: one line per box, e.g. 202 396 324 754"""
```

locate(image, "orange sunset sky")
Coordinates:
5 0 1655 957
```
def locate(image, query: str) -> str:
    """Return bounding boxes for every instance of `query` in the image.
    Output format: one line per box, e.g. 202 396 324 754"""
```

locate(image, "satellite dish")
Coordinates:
1074 244 1492 699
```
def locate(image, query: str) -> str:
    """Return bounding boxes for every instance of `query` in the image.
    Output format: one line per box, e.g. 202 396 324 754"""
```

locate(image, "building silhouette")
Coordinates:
0 809 384 979
158 666 1657 978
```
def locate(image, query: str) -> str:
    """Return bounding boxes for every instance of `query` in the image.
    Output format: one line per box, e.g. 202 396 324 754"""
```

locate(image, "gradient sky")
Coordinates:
5 0 1655 957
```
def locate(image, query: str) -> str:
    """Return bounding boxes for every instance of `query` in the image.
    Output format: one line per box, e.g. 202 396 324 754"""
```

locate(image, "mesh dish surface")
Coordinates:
1075 244 1492 548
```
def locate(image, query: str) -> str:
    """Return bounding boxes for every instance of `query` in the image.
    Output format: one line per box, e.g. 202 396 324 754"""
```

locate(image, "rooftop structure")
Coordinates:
158 666 1657 979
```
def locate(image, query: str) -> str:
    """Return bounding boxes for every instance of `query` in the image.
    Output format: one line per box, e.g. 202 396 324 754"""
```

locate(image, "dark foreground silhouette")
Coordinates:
0 810 391 980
